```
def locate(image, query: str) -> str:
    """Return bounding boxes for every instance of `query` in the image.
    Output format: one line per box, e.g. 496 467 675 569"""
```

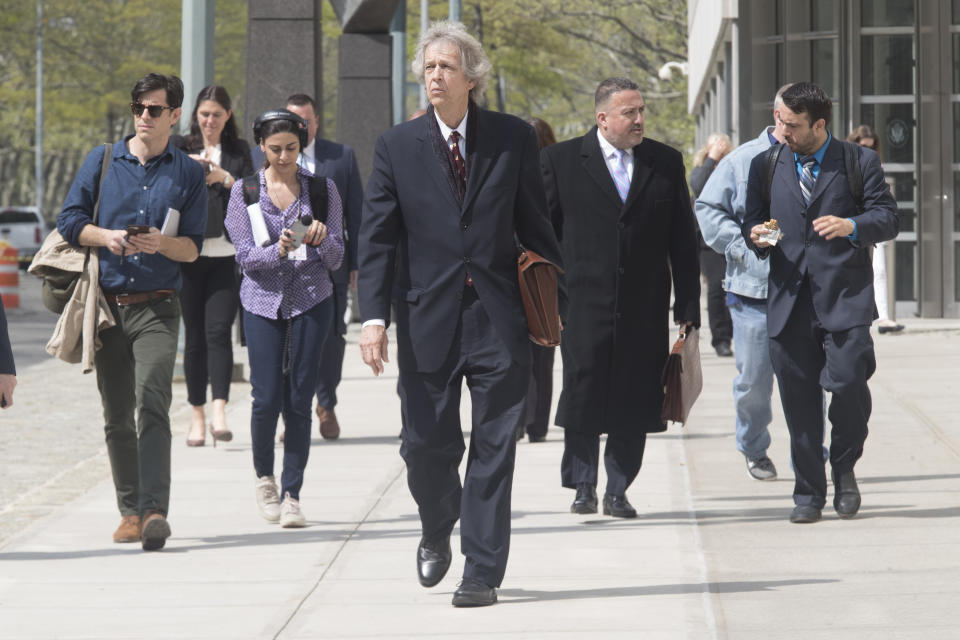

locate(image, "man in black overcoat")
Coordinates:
542 77 700 518
357 21 562 607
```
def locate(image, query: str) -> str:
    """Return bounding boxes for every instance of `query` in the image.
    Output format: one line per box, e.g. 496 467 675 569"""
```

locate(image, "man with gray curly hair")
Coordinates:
358 20 562 607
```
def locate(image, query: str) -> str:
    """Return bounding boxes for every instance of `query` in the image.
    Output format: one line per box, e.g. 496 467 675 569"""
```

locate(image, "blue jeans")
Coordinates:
244 298 333 500
729 297 774 459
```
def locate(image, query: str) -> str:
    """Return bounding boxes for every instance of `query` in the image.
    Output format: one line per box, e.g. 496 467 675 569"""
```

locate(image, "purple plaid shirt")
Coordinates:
225 168 344 319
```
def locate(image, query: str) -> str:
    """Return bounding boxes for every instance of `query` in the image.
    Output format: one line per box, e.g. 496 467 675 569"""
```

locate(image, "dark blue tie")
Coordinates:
799 155 817 204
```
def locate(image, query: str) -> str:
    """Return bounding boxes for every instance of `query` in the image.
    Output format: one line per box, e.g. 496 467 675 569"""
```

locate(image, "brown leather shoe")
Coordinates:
112 515 141 543
140 510 171 551
316 405 340 440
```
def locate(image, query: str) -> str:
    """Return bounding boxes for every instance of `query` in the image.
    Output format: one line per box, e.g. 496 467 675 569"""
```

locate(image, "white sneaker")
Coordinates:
280 492 306 528
255 475 281 522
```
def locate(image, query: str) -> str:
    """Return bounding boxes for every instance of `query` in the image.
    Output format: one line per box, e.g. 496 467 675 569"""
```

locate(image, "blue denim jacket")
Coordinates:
694 128 776 300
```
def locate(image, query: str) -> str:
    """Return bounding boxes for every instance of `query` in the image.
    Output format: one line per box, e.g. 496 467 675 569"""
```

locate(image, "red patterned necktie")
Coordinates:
450 131 467 195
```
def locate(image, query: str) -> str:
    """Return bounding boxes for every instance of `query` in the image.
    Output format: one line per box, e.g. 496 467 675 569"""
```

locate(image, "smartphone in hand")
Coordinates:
126 224 151 236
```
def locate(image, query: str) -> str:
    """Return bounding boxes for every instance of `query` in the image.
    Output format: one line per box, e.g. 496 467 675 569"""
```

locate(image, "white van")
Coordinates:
0 207 46 269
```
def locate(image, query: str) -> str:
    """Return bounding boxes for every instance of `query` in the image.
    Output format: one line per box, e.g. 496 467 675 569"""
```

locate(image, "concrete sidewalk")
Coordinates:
1 318 959 639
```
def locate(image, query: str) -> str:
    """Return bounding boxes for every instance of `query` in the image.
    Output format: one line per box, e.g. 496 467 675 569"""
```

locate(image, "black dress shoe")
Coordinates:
452 577 497 607
602 494 637 518
570 484 598 514
417 535 451 587
715 341 733 357
833 470 861 519
877 322 904 334
789 505 822 523
528 433 546 443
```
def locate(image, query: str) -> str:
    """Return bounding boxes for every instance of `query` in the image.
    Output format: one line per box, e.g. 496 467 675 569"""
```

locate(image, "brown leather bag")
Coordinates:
517 247 563 347
660 326 703 424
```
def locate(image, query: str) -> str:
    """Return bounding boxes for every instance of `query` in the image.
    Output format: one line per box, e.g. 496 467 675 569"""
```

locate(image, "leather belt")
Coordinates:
105 289 175 307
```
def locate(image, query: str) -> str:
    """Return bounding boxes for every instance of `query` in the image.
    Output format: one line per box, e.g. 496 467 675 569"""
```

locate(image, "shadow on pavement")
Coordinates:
498 578 838 602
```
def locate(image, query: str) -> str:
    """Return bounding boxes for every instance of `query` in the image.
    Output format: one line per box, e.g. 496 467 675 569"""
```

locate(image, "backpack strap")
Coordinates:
241 175 260 206
762 143 784 212
307 175 328 224
841 141 865 215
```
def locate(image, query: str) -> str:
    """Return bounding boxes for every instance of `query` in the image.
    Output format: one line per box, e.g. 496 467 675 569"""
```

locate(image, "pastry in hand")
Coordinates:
763 219 783 245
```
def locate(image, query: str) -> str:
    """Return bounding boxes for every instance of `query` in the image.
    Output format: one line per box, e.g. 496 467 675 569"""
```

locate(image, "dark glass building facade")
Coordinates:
688 0 960 317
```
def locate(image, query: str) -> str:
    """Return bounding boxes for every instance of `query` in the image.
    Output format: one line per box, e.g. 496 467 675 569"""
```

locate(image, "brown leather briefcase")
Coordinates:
517 247 563 347
660 326 703 425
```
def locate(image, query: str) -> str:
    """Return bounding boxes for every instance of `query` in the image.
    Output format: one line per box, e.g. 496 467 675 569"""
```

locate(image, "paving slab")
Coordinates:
1 290 959 639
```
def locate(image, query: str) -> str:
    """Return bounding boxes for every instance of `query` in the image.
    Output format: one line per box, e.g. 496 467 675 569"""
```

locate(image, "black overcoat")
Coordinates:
542 128 701 435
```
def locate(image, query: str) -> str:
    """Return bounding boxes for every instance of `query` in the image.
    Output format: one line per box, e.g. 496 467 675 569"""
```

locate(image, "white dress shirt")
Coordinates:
435 109 468 158
361 109 470 330
298 138 317 176
596 128 634 186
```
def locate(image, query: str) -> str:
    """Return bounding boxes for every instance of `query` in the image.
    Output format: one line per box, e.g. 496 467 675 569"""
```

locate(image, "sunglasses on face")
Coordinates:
130 102 174 118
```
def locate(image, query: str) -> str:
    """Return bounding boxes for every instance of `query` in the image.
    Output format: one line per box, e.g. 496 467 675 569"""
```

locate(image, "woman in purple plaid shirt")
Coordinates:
225 110 344 528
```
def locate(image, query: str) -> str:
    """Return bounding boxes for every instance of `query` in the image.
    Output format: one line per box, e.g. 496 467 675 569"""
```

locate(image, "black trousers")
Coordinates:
700 247 732 347
180 256 239 406
398 287 527 588
315 281 347 410
560 429 647 497
769 281 875 508
522 344 555 439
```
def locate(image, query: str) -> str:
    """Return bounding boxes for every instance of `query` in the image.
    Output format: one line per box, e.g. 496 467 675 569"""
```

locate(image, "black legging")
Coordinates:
180 256 239 406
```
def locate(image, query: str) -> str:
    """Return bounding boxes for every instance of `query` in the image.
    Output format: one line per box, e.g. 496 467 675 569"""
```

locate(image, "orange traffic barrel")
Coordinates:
0 243 19 309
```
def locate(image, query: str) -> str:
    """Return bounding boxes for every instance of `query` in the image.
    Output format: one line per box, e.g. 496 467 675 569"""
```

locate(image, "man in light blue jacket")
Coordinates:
694 85 790 481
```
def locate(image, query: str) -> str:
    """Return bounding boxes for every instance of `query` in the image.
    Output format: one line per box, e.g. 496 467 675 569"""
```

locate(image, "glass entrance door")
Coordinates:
917 0 960 317
856 0 920 317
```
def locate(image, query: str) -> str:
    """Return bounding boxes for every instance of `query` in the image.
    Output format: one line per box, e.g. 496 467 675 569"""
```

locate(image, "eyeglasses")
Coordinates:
130 102 175 118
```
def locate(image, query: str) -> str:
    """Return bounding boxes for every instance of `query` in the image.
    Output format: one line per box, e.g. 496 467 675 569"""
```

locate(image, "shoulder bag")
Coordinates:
29 143 112 313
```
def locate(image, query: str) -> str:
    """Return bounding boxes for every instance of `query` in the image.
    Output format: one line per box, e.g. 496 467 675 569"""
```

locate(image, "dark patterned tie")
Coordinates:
799 155 817 205
450 131 467 197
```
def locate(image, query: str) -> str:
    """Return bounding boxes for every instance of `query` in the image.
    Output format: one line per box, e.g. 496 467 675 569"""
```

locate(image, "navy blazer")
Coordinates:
358 105 563 373
252 137 362 282
0 299 14 375
742 139 899 337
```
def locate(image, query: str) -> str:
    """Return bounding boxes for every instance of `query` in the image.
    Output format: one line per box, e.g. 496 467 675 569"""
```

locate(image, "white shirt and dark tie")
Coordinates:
361 110 470 329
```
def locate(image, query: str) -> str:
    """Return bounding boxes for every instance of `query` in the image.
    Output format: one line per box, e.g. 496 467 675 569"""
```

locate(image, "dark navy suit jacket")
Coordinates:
742 139 899 337
358 105 562 373
0 300 14 375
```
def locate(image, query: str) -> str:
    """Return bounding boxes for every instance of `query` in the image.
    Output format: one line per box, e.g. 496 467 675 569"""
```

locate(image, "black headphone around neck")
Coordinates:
252 109 309 148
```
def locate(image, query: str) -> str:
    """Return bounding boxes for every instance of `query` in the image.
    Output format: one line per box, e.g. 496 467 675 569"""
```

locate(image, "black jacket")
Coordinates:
358 103 563 373
171 135 253 239
542 128 700 434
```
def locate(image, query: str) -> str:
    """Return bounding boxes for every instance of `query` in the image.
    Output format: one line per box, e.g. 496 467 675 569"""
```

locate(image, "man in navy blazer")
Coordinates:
743 82 899 524
358 21 562 607
0 300 16 409
252 94 363 440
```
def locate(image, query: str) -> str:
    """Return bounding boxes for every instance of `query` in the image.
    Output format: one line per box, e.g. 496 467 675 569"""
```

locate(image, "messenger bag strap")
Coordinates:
92 143 112 226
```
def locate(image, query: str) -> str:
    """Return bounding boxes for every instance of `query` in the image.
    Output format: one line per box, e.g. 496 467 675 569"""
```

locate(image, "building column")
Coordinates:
244 1 323 139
